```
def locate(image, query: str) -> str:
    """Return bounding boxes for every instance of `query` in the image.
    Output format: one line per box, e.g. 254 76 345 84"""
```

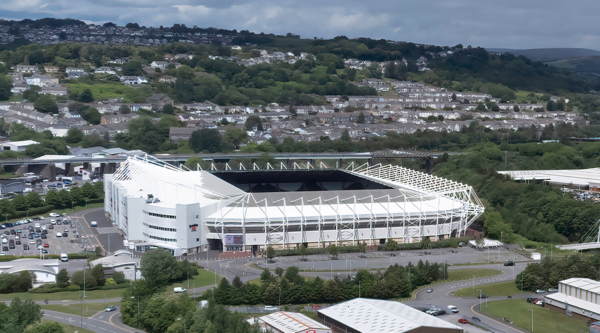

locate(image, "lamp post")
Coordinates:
359 281 361 298
27 210 29 218
521 273 525 292
527 308 533 332
476 289 482 311
193 283 196 300
278 287 281 309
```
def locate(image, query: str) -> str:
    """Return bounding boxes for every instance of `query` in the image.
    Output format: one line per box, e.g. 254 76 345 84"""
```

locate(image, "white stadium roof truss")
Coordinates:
209 163 484 247
111 155 483 248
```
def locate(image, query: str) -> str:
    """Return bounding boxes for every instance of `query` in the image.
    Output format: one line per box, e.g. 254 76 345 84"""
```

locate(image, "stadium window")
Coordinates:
143 223 176 232
146 212 176 219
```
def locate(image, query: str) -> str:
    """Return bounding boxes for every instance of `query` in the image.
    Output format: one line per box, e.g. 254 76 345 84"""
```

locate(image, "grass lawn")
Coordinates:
169 269 219 289
41 301 120 317
481 299 588 333
67 82 153 102
445 268 502 282
0 288 127 301
454 281 527 297
27 319 96 333
8 95 23 102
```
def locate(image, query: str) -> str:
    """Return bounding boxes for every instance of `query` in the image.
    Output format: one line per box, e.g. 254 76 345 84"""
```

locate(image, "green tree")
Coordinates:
326 63 336 74
71 269 97 289
298 244 308 259
162 104 174 114
69 186 84 204
357 112 366 124
81 182 94 198
341 129 351 141
184 156 207 170
119 104 131 114
189 129 222 153
82 108 101 125
112 271 126 284
266 246 276 262
56 268 70 288
384 239 398 251
25 192 43 208
43 189 60 207
0 297 43 333
244 115 263 131
79 88 94 103
327 244 338 259
12 193 28 211
274 267 284 278
224 127 248 149
260 268 273 283
140 249 179 291
91 263 106 286
34 95 58 114
24 321 65 333
65 127 84 144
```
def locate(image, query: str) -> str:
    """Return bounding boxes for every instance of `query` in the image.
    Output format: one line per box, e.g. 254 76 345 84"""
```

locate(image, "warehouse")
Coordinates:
250 311 332 333
104 155 484 255
545 278 600 322
317 298 463 333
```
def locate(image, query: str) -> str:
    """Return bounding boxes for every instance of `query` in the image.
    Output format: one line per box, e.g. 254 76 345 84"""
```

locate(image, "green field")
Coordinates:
481 299 588 333
169 269 220 290
445 268 502 282
41 301 120 317
67 82 153 102
27 319 96 333
0 288 127 301
454 281 527 297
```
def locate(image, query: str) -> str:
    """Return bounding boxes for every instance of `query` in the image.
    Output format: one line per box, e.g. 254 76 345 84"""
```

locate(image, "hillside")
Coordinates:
487 48 600 62
547 56 600 75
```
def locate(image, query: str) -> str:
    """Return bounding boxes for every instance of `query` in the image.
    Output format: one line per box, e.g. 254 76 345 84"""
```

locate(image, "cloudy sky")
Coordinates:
0 0 598 50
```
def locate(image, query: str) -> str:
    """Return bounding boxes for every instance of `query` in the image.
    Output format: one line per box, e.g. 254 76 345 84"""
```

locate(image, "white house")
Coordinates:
94 66 117 75
150 61 169 70
1 140 39 152
15 65 38 73
120 76 148 85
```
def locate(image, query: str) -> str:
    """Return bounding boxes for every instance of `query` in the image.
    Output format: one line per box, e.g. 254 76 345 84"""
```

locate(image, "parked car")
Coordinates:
548 288 558 292
264 306 278 311
49 213 60 217
535 289 546 294
48 225 53 229
104 306 117 312
173 287 186 293
458 318 469 324
477 294 488 299
41 249 48 254
447 305 459 313
43 243 49 248
62 233 68 237
431 309 447 316
426 288 434 293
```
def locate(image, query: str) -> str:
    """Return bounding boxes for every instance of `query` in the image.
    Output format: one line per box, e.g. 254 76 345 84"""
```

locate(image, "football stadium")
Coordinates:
104 155 484 255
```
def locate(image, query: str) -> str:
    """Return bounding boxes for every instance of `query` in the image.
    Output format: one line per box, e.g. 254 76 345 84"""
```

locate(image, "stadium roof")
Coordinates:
318 298 461 333
498 168 600 187
258 311 330 333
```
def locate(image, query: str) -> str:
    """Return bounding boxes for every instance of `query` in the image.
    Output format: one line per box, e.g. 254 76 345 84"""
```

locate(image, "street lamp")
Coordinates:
521 273 526 292
527 308 533 332
278 287 281 309
476 289 482 311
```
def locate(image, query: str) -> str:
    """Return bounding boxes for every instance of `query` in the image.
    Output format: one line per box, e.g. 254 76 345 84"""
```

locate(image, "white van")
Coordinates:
50 220 56 225
174 287 186 293
60 253 68 262
447 305 459 313
34 223 40 228
56 232 62 238
49 213 60 217
90 221 98 227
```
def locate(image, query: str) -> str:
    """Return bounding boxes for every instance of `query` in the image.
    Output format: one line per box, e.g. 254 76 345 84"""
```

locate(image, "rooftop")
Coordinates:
258 311 330 333
318 298 461 333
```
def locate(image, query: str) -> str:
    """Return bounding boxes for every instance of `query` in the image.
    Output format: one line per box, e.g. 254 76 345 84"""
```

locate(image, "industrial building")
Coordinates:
498 168 600 190
545 278 600 322
0 140 39 152
0 259 59 286
317 298 463 333
250 311 332 333
104 154 484 256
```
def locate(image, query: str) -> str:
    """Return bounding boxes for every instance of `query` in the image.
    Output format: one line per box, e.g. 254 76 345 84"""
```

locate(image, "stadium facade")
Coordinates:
104 155 484 255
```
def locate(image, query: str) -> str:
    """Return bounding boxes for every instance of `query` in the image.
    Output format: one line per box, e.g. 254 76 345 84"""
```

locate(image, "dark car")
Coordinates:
23 244 29 250
15 240 21 245
527 297 537 303
1 246 7 251
41 234 47 239
36 239 42 245
48 225 54 229
41 229 47 234
478 294 488 299
432 310 447 316
41 249 48 254
62 233 68 237
28 235 33 239
8 243 14 249
2 231 8 235
9 229 16 235
56 221 62 225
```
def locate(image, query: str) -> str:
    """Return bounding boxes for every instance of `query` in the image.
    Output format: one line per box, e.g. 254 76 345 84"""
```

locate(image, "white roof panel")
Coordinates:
259 311 330 333
318 298 461 333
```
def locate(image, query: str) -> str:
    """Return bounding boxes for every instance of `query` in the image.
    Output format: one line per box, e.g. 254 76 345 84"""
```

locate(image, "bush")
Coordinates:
29 284 80 293
8 205 54 220
99 283 129 290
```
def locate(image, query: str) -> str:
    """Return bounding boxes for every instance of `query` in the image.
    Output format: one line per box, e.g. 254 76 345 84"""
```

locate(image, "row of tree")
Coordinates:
516 254 600 291
0 297 66 333
208 260 446 306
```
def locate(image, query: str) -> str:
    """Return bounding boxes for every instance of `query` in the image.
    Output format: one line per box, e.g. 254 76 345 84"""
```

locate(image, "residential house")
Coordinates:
66 67 86 78
169 127 197 142
120 76 148 85
44 66 60 73
11 84 29 94
159 75 177 83
150 61 169 70
146 94 174 111
15 65 38 73
26 74 59 87
101 113 140 124
174 54 193 60
41 86 68 96
94 66 117 75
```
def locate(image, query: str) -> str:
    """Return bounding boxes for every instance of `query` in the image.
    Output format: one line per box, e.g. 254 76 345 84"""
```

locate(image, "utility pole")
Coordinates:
528 308 533 332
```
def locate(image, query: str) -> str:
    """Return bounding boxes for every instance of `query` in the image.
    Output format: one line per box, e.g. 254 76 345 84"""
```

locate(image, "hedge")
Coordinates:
0 253 102 262
29 284 80 293
8 205 55 220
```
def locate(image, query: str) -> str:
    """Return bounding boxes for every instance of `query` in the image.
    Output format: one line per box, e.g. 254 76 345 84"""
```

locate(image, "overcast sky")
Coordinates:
1 0 598 50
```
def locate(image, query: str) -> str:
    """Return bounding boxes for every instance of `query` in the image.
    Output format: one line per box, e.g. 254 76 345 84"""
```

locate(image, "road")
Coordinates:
42 308 140 333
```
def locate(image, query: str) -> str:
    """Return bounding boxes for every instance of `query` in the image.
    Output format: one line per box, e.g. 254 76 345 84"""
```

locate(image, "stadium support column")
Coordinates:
65 163 74 176
15 164 28 176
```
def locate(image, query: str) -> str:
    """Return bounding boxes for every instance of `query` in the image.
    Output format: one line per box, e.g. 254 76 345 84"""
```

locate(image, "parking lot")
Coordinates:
0 214 94 256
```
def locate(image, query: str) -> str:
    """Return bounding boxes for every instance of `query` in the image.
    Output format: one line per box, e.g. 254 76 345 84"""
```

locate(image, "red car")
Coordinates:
458 318 469 324
43 243 49 248
48 225 54 229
